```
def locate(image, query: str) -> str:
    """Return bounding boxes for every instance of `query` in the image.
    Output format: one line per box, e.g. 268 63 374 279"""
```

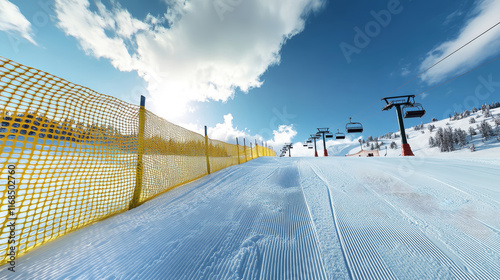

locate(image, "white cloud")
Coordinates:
54 0 325 121
0 0 36 44
272 125 297 144
400 66 410 76
443 9 463 26
182 114 297 154
208 113 248 143
419 0 500 85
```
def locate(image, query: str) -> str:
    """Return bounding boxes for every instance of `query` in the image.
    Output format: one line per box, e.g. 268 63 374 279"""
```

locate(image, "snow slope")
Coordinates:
1 157 499 279
291 107 500 158
345 107 500 158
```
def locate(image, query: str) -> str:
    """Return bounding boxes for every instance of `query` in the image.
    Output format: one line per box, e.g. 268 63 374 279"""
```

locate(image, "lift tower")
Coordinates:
316 128 333 157
285 143 293 157
309 134 321 157
382 95 426 156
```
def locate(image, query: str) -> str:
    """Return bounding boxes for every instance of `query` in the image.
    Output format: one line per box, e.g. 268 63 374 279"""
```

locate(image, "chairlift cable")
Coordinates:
345 20 500 122
389 20 500 97
415 55 500 97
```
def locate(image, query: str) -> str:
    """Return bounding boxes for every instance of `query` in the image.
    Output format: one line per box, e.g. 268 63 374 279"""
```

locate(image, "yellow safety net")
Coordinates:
0 57 276 265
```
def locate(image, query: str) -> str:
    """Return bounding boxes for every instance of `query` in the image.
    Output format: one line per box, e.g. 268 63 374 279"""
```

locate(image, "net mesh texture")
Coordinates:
0 57 275 265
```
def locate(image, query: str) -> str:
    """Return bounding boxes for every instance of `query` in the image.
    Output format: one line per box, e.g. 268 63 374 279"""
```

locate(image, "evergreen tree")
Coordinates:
483 108 492 118
428 136 436 147
444 127 455 152
390 141 397 149
453 128 467 148
468 126 476 141
435 127 455 152
469 144 475 152
494 116 500 128
479 120 494 140
469 117 476 124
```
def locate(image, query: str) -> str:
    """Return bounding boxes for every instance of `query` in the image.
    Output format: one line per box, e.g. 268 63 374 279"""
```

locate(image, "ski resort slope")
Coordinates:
2 157 499 279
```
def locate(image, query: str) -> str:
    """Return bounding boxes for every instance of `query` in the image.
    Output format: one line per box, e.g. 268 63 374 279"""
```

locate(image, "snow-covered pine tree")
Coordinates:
453 128 467 148
468 126 476 141
469 117 476 124
479 120 494 140
494 116 500 128
435 128 445 151
390 141 397 149
484 108 492 118
428 136 436 147
435 127 455 152
470 144 475 152
444 127 455 152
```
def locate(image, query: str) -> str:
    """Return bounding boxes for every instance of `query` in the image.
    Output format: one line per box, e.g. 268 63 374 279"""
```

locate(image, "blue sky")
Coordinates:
1 0 500 154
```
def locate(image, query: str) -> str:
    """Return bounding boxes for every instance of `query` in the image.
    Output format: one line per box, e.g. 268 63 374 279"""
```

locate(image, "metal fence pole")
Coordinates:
255 139 259 158
243 138 247 162
130 95 146 209
250 142 253 159
236 138 240 164
205 126 211 174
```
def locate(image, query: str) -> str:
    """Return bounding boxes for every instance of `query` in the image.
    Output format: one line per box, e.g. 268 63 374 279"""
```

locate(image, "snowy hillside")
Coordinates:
292 106 500 157
3 157 499 279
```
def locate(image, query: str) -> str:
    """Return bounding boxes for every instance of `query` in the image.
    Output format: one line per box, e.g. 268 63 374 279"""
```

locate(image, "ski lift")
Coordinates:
325 133 334 139
335 129 345 139
403 103 426 118
308 146 313 149
303 143 309 147
346 117 363 133
306 140 312 144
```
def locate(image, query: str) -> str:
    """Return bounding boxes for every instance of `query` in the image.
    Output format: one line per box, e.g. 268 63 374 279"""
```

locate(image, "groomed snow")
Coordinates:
1 157 499 279
292 107 500 158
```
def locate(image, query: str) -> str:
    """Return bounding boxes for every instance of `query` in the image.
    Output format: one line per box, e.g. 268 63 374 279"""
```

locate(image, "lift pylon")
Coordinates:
285 143 293 157
381 95 425 156
309 134 320 157
316 128 332 157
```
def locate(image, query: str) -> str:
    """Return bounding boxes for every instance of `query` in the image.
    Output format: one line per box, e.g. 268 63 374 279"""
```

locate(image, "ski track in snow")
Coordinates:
1 157 499 279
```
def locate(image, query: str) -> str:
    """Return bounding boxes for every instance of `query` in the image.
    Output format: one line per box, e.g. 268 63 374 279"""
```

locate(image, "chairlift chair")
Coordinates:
403 103 426 118
325 133 334 139
308 146 313 149
335 129 346 139
345 117 363 133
